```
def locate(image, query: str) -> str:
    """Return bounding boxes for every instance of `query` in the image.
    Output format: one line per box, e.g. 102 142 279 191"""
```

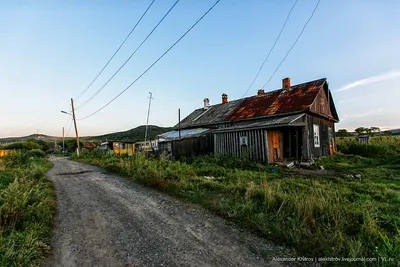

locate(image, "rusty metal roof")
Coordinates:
227 78 326 121
178 78 330 129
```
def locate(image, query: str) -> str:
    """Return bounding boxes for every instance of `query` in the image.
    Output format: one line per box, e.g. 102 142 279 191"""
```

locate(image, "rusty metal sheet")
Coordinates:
227 78 326 121
178 78 327 129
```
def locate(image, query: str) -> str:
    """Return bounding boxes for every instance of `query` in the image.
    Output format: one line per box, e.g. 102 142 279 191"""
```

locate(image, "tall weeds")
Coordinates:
0 152 55 266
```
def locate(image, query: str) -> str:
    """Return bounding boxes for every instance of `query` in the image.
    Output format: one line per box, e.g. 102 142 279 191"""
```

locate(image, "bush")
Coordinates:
4 142 41 151
27 149 46 158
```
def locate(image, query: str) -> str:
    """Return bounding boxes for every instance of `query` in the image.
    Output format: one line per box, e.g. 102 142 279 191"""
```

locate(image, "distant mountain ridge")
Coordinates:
0 125 172 144
0 134 55 143
86 125 172 142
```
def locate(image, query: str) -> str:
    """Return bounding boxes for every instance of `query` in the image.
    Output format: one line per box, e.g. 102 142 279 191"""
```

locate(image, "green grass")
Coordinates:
337 136 400 158
0 152 55 267
75 150 400 264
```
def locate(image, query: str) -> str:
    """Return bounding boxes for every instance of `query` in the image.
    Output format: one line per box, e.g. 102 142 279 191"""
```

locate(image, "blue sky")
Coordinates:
1 0 399 138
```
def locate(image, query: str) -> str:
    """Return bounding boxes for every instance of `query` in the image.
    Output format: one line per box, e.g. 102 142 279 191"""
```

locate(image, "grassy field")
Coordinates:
0 152 56 266
75 145 400 264
336 136 400 158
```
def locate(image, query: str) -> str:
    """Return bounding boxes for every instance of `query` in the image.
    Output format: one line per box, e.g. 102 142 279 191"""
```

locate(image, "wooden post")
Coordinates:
178 108 181 139
71 98 80 156
62 127 65 153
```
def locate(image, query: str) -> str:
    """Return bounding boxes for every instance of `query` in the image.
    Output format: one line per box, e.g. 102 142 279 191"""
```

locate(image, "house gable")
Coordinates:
309 82 339 122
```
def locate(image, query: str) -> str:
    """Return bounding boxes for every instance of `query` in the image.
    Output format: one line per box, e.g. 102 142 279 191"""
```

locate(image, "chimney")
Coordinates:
203 98 210 109
257 89 265 95
282 77 291 89
222 93 228 104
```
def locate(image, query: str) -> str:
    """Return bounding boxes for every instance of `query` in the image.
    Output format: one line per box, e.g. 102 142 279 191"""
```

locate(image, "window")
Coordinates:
313 124 320 147
240 136 248 146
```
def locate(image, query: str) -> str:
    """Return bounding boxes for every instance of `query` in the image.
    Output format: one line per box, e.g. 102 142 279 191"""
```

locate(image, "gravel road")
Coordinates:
43 157 291 267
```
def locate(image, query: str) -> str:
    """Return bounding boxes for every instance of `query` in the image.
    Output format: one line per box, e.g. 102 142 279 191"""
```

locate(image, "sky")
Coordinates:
1 0 399 138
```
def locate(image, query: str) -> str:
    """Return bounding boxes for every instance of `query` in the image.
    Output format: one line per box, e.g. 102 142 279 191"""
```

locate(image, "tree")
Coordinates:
65 139 84 152
336 129 350 137
369 127 380 136
354 127 368 135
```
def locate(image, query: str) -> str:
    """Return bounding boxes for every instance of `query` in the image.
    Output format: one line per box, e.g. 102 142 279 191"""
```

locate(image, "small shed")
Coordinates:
99 140 135 155
156 128 214 158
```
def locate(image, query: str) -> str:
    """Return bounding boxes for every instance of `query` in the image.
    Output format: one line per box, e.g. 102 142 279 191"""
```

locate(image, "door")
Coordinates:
267 130 282 162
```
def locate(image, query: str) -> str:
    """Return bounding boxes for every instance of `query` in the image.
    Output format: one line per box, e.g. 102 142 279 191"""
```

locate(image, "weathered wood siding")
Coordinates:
214 129 266 162
310 85 333 118
171 134 214 159
305 114 335 158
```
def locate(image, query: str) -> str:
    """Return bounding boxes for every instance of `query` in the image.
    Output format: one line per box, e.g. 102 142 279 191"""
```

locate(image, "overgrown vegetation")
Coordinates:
3 141 41 151
0 152 55 266
337 136 400 158
75 149 400 263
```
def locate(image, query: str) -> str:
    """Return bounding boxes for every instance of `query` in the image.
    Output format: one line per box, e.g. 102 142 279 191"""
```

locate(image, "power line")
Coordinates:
76 0 180 110
242 0 298 97
78 0 221 121
66 119 73 137
74 0 156 102
262 0 321 90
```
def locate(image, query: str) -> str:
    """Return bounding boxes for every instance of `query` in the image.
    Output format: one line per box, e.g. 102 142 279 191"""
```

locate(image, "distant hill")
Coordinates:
0 134 56 144
0 125 172 144
87 125 172 142
391 129 400 135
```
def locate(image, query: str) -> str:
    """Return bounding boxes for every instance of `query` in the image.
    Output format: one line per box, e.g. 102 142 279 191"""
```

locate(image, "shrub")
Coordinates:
27 149 46 158
4 142 41 151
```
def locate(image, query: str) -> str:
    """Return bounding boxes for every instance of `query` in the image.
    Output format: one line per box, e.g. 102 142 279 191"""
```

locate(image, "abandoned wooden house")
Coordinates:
158 77 339 163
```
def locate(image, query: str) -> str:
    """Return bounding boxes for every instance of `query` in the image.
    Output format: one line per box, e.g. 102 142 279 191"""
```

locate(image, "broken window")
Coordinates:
313 124 320 147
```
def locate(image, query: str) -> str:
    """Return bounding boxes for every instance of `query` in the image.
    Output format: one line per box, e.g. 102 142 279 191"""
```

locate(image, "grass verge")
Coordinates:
0 152 56 267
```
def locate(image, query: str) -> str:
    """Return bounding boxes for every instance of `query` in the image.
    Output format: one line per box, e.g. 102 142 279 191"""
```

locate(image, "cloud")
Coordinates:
336 69 400 92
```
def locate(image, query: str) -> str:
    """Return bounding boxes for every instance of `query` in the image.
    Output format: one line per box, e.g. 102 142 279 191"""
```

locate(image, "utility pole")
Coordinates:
62 127 65 153
36 129 39 138
178 108 181 139
71 98 80 156
144 92 154 144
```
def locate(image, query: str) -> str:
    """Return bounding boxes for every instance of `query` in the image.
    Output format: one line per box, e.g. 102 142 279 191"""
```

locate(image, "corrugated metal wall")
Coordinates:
214 129 266 162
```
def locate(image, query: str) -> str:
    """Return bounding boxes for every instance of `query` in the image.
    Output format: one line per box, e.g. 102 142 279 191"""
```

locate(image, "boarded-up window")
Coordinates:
240 136 248 146
313 124 320 147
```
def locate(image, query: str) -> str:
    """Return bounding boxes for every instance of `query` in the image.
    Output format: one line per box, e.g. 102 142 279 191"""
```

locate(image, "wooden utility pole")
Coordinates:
62 127 65 153
71 98 80 156
178 108 181 139
144 92 154 144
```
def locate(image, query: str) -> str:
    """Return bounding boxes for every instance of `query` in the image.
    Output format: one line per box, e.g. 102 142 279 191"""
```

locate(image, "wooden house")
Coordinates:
161 78 339 163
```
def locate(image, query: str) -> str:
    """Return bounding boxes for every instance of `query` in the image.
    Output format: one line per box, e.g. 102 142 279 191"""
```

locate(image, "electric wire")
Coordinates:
262 0 321 89
242 0 298 97
66 119 73 137
76 0 180 110
78 0 220 121
74 0 156 102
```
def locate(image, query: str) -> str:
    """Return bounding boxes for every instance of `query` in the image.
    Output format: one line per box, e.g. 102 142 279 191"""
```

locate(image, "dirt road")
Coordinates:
44 157 289 267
